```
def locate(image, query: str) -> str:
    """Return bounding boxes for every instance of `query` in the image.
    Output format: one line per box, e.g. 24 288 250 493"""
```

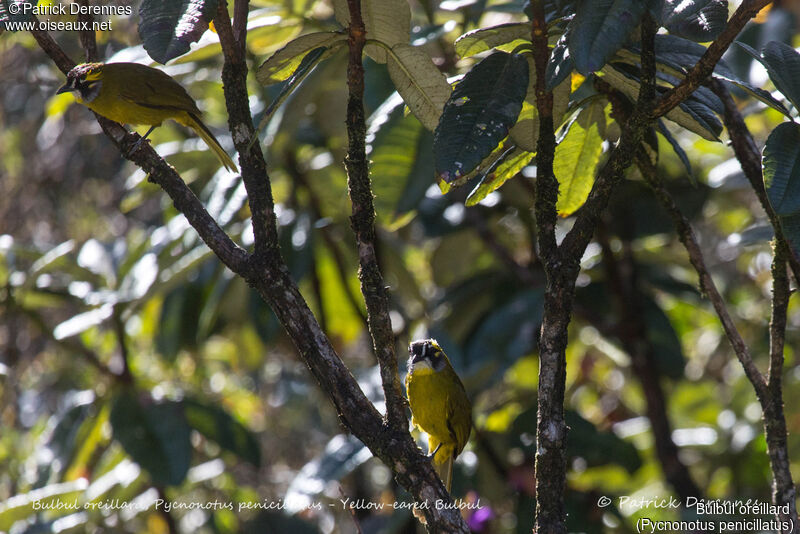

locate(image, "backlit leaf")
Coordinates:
256 32 347 85
555 99 606 216
387 43 452 131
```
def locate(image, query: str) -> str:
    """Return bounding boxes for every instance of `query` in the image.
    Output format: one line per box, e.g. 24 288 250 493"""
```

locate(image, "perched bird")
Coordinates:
57 62 238 172
405 339 472 492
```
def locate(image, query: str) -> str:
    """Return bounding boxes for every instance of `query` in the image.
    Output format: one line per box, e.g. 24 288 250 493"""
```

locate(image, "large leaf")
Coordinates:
464 288 544 380
554 99 606 216
387 43 452 132
183 399 261 466
760 41 800 111
763 122 800 216
434 52 528 185
657 0 728 42
568 0 646 75
368 97 432 223
454 22 531 58
110 391 192 487
601 63 721 141
256 32 347 85
763 122 800 257
509 55 572 152
138 0 218 64
333 0 410 63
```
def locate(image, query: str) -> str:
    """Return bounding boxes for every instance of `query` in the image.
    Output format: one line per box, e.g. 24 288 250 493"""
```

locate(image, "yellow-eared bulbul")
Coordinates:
406 339 472 492
57 62 238 172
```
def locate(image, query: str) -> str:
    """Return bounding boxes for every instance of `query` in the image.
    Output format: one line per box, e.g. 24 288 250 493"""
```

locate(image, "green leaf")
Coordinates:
763 122 800 216
761 121 800 265
138 0 218 64
510 55 572 152
568 0 646 75
387 43 453 132
554 100 606 216
110 391 192 487
657 0 728 42
368 97 432 224
183 399 261 466
601 63 721 141
466 147 534 206
332 0 410 63
434 52 528 185
256 32 347 85
760 41 800 111
464 288 544 380
454 22 531 58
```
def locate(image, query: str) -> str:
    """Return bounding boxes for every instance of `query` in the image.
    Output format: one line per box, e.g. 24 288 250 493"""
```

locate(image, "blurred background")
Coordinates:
2 0 800 532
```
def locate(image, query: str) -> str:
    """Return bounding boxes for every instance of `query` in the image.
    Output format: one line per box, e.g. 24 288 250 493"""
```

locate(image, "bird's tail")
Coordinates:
430 440 454 492
183 112 238 172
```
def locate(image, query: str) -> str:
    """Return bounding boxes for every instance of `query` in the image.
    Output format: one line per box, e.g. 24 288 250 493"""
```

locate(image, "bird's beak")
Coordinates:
56 83 71 95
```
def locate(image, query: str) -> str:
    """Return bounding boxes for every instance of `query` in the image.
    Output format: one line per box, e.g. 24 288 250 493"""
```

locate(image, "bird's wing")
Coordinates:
446 388 472 454
114 64 201 114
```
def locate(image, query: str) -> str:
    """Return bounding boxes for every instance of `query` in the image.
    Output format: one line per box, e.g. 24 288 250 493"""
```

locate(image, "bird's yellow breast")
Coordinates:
406 367 457 444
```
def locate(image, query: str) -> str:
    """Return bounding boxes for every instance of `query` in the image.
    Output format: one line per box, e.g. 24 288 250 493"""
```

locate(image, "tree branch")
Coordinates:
559 15 657 262
76 0 98 62
214 2 279 261
343 0 407 431
35 21 469 534
651 0 771 118
530 0 558 265
763 241 798 531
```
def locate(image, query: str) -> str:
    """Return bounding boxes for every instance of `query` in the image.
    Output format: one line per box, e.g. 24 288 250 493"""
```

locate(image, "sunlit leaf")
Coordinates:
333 0 411 63
466 147 534 206
555 99 606 216
256 32 347 85
657 0 728 42
510 55 572 152
387 43 452 131
454 22 531 58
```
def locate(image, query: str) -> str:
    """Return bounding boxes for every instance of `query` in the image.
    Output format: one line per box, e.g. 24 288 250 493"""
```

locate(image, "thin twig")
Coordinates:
76 0 98 62
652 0 771 118
343 0 407 430
708 79 800 284
637 151 768 399
763 240 798 531
596 226 701 500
